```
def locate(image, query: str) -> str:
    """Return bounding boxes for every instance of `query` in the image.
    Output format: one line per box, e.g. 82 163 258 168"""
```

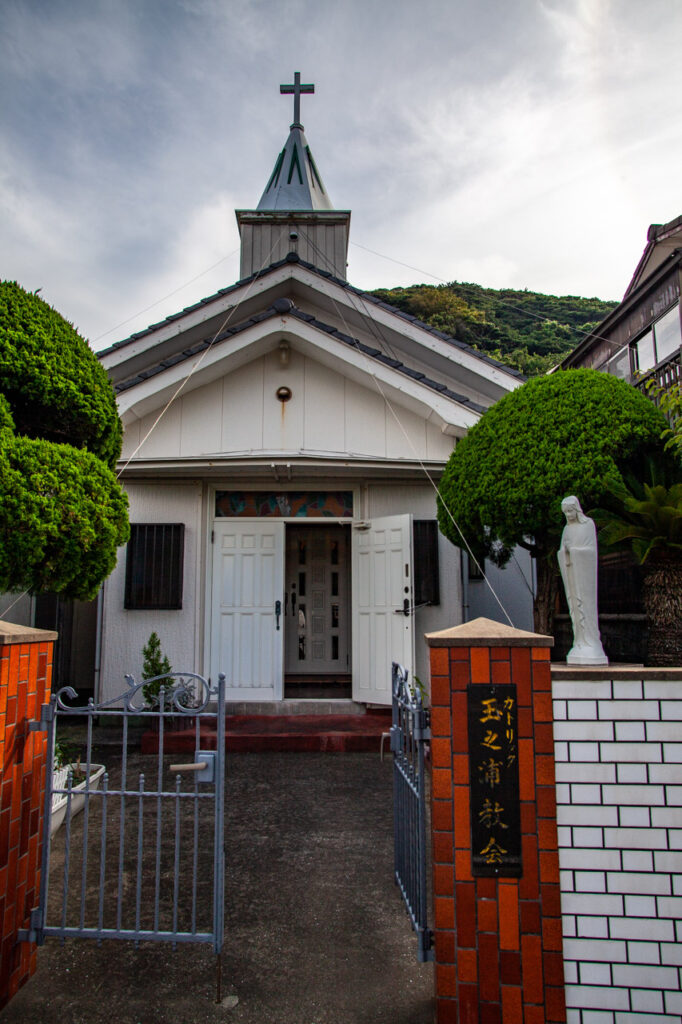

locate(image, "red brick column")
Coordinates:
427 618 565 1024
0 621 56 1011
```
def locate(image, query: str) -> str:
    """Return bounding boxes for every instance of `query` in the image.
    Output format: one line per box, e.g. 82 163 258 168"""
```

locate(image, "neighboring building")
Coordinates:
558 214 682 662
91 77 533 705
561 215 682 391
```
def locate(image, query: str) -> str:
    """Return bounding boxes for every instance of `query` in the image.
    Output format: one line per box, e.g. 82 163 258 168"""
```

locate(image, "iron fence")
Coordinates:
391 662 434 962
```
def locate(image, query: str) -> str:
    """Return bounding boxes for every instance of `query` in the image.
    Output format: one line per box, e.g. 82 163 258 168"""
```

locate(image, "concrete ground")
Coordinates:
2 749 434 1024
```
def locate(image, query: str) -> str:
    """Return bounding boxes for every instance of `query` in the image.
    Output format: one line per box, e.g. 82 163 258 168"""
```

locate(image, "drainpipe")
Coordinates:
93 584 104 702
461 551 470 623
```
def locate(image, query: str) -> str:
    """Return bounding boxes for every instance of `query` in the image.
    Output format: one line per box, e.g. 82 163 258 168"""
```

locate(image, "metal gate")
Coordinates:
391 662 434 962
20 672 225 972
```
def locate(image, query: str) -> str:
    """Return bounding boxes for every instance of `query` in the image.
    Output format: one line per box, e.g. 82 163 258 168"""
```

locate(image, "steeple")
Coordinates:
236 72 350 280
257 72 334 212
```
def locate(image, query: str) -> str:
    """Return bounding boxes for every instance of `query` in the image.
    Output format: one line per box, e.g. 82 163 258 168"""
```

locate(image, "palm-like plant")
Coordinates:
592 459 682 666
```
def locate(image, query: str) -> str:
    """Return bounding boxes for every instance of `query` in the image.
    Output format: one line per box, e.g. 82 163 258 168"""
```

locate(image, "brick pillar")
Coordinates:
0 620 56 1011
427 617 565 1024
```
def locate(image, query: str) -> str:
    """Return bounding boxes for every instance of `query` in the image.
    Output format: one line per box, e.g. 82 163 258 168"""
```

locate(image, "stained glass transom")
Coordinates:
215 491 353 518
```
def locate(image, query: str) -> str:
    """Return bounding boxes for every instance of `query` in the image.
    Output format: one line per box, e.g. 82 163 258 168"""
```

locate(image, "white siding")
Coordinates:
99 482 203 704
121 350 456 463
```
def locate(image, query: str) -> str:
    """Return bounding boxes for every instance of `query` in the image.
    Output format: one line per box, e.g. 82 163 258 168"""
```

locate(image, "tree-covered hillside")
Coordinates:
371 282 618 376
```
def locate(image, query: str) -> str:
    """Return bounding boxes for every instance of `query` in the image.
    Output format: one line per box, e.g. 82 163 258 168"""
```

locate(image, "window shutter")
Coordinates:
413 520 440 606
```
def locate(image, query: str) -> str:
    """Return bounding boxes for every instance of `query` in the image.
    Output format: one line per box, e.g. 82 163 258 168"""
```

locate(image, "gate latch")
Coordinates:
169 751 216 783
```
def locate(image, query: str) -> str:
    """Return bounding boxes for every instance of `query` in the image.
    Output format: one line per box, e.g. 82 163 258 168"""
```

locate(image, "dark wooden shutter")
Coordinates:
413 520 440 606
124 524 184 610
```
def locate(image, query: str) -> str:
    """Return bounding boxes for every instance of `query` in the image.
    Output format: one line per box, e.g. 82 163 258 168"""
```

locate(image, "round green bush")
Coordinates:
0 281 122 469
438 369 669 561
0 433 129 600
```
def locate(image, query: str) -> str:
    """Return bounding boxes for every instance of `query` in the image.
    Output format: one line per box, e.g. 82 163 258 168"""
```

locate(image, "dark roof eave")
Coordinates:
99 254 523 383
113 298 487 416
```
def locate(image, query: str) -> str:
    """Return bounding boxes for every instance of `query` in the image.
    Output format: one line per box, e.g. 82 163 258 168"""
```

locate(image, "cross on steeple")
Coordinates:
280 71 314 127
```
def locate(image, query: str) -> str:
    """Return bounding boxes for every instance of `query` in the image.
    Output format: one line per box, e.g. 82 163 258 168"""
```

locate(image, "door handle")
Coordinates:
275 599 282 630
393 598 411 616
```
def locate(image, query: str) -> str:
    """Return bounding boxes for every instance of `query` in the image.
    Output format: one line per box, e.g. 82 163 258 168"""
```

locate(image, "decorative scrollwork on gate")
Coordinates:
53 672 216 714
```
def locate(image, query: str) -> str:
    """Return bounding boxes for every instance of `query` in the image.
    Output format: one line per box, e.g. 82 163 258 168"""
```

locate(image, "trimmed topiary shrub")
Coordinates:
437 369 670 633
0 281 122 469
0 434 129 600
0 281 129 599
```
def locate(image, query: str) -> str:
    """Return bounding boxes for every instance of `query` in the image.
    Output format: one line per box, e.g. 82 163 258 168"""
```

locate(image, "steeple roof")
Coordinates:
257 72 334 211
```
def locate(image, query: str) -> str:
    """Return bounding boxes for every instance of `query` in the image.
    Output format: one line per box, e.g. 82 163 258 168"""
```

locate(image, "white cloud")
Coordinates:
1 0 681 339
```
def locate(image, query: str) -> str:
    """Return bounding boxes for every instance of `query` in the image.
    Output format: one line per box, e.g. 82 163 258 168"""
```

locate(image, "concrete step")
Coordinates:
224 699 366 716
141 710 392 754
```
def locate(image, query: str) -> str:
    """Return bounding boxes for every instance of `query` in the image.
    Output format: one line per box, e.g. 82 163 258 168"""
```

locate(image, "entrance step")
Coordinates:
225 699 366 716
141 709 392 754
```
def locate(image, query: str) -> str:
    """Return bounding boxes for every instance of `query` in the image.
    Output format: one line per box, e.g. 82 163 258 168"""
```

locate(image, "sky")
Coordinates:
1 0 681 350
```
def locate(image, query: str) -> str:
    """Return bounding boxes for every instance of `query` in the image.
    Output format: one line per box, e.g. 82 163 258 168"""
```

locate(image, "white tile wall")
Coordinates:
553 672 682 1022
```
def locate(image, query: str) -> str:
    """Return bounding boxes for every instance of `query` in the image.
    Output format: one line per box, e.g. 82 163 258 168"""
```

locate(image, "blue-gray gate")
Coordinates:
19 672 225 992
391 662 434 962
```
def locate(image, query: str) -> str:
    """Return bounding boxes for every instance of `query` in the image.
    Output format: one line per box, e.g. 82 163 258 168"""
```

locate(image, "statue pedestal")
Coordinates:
567 645 608 666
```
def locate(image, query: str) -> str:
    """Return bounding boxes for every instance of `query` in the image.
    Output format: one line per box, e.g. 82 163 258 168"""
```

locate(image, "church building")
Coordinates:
97 74 527 706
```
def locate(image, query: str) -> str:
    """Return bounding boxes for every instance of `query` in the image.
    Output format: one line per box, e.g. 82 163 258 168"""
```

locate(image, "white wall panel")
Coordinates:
99 481 202 704
304 357 345 452
386 402 427 460
221 359 264 452
134 402 182 458
345 380 386 457
180 379 222 455
120 420 141 461
262 349 305 451
426 419 455 461
120 351 452 462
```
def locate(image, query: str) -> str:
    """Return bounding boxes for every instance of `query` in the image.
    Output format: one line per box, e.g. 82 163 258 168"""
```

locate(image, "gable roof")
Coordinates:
624 214 682 298
112 293 486 415
100 255 523 441
100 252 523 387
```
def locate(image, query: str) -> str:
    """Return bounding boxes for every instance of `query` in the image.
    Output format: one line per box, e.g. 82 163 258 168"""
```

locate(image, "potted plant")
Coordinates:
51 740 105 837
141 631 175 707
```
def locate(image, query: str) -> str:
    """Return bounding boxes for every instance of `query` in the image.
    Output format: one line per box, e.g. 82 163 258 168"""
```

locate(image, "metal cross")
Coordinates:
280 71 314 126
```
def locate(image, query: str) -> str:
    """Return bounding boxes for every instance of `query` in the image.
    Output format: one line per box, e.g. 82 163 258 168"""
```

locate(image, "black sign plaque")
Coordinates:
467 684 522 877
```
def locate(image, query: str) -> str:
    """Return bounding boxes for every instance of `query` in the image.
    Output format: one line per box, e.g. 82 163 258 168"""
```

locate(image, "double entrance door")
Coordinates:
209 515 414 705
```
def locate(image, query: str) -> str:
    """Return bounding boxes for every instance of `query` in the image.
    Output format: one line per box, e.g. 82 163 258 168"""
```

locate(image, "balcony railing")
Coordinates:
635 351 682 395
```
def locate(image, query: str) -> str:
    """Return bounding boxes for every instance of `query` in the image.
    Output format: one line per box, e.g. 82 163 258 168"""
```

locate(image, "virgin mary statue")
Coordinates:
557 496 608 665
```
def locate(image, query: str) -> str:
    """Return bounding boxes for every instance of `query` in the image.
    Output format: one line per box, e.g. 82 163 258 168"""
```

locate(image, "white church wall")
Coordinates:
465 548 535 632
304 357 346 451
0 593 34 627
98 481 203 704
120 348 453 463
222 360 265 452
181 379 222 455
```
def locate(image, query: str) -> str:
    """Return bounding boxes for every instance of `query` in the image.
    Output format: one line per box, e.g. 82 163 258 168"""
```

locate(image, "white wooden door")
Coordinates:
210 521 284 700
351 514 414 705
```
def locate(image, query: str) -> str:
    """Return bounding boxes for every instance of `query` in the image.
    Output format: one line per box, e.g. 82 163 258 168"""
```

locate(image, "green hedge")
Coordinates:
438 369 670 563
0 430 129 600
0 281 122 469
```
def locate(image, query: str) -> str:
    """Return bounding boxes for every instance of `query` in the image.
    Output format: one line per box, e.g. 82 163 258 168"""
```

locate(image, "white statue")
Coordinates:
557 496 608 665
